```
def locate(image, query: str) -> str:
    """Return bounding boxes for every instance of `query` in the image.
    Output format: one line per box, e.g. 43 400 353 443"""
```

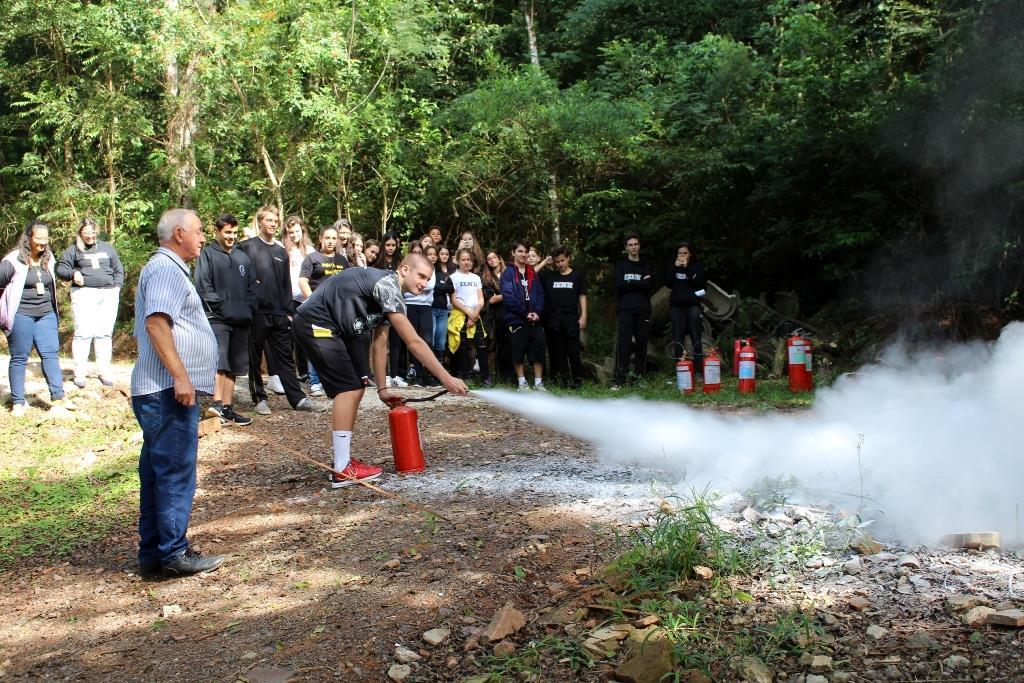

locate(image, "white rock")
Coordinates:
387 664 412 682
943 655 970 670
394 645 421 664
422 627 450 646
897 554 922 569
843 557 864 575
866 625 888 640
161 604 182 618
742 507 761 524
806 675 829 683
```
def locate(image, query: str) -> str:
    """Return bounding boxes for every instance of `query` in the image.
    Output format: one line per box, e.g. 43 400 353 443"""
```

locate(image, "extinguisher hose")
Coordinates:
399 389 448 404
246 430 453 524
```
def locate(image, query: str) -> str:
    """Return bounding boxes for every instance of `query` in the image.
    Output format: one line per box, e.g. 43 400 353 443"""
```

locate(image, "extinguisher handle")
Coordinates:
383 395 407 409
403 389 448 404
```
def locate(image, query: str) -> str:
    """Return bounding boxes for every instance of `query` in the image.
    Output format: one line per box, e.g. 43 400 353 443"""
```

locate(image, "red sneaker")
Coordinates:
331 459 383 488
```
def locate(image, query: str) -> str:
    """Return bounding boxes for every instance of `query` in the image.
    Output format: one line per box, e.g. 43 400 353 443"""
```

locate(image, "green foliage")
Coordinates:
0 0 1019 327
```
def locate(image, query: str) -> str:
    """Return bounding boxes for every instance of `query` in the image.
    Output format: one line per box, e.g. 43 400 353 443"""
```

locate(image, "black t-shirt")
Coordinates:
21 266 56 316
542 269 587 314
300 251 348 292
297 267 406 339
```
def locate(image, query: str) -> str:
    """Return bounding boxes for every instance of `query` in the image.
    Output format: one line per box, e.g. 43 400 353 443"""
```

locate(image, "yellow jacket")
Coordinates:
447 308 486 353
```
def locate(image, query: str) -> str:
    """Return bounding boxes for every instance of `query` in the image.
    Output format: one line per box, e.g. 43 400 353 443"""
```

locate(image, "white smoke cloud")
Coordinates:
479 322 1024 544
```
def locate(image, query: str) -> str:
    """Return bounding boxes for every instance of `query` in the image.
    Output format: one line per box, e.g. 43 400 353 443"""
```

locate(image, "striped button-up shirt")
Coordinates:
131 247 218 397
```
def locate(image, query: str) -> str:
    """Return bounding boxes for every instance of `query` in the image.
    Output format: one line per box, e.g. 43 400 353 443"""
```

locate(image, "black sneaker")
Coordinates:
207 404 225 422
222 407 253 426
162 548 225 577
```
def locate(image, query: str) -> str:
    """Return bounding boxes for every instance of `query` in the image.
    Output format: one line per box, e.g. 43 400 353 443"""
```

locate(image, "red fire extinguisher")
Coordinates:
676 356 695 395
385 390 448 474
733 339 742 377
703 347 722 393
737 339 757 393
786 333 814 392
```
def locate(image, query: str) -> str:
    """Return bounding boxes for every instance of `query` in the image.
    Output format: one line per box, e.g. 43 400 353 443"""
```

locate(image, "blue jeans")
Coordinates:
431 308 449 351
6 311 64 405
132 388 199 565
308 360 320 386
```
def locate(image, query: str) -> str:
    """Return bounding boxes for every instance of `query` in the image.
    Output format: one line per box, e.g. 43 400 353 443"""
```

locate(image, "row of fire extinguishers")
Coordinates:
675 333 814 395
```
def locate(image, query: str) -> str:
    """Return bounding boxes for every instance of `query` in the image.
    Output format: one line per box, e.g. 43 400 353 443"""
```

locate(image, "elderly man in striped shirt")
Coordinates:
130 208 225 578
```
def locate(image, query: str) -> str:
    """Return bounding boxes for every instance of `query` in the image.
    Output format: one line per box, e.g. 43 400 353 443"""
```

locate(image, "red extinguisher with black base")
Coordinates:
786 333 814 392
384 390 448 474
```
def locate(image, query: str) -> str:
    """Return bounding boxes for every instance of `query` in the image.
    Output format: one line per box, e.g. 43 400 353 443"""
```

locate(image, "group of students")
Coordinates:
0 212 708 423
0 218 124 417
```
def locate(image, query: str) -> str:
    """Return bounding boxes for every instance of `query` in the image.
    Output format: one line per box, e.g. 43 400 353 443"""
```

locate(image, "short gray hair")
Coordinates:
157 209 199 242
332 217 352 231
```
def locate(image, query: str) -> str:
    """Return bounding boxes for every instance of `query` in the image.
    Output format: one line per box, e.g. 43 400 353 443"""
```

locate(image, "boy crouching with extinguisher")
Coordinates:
292 254 468 487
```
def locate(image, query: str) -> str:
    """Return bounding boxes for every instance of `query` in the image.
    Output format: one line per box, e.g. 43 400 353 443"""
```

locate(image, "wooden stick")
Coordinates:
247 431 453 524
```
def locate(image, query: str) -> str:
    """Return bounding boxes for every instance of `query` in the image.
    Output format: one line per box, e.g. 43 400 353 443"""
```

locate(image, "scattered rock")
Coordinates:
847 595 871 611
161 604 182 618
247 668 295 683
942 531 1000 550
943 655 970 671
896 554 921 569
633 614 660 628
422 627 450 646
904 631 940 650
850 534 883 555
946 595 992 615
693 565 714 580
742 507 761 524
866 625 888 640
538 605 586 626
986 608 1024 627
387 664 411 682
614 635 673 683
811 655 833 670
735 655 773 683
963 606 996 627
384 559 401 569
806 675 829 683
445 656 459 668
394 646 421 664
479 603 526 644
492 641 516 657
842 557 864 575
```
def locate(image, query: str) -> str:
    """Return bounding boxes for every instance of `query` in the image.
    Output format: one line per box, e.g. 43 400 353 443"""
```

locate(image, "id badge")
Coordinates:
90 254 100 270
36 281 45 295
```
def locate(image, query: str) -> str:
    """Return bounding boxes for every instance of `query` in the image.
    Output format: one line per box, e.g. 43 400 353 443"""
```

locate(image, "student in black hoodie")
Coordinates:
612 233 653 388
668 242 707 377
194 214 257 425
238 206 325 415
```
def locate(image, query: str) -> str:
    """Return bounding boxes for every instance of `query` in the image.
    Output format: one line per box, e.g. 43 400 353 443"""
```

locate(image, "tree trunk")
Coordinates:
105 70 118 242
165 0 197 208
522 1 561 246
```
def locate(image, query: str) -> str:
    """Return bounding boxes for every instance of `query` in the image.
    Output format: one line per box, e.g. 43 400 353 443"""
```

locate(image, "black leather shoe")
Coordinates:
162 548 225 577
139 562 162 578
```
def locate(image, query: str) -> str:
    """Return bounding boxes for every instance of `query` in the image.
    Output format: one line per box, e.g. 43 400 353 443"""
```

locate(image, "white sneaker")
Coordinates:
517 383 530 392
390 376 408 388
295 397 329 413
48 404 75 420
73 376 87 389
533 382 547 392
385 376 393 388
254 400 272 415
310 383 325 397
11 403 26 418
266 375 286 394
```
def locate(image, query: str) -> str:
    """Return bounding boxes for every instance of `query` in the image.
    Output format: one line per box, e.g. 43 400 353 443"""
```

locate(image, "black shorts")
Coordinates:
210 321 250 375
507 322 546 364
292 314 364 397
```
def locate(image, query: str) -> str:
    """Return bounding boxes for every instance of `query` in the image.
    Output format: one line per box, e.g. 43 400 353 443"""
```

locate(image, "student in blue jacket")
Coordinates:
499 239 547 392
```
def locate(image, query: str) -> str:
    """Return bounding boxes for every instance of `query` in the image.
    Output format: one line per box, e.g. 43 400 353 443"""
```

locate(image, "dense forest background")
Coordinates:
0 0 1021 335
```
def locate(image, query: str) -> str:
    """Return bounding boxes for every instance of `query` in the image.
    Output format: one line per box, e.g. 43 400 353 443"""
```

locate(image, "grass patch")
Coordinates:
0 398 140 570
481 375 815 410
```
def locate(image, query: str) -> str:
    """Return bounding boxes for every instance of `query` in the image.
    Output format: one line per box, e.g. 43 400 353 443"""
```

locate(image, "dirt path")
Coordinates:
2 364 1023 681
0 382 665 682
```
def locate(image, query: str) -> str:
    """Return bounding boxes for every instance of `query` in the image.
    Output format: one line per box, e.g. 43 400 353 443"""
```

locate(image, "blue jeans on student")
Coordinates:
431 308 449 351
308 361 320 386
6 311 64 405
132 387 199 566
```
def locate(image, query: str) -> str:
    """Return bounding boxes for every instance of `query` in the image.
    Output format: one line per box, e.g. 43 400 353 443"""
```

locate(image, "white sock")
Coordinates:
534 377 543 386
518 376 527 386
332 430 353 472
